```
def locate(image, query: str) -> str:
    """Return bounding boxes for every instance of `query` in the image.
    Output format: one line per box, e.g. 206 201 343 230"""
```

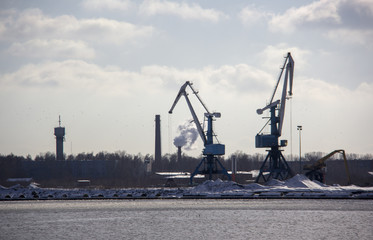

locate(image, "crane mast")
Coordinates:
169 81 230 184
255 52 294 183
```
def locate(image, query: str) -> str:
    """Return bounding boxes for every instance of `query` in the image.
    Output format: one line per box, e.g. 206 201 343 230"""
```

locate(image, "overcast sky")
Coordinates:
0 0 372 159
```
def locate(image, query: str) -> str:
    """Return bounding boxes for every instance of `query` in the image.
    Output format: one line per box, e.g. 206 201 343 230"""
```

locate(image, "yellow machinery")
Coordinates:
303 149 351 184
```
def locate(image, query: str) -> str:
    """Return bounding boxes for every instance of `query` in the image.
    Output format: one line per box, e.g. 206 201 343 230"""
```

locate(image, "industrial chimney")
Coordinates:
54 116 65 160
177 146 182 162
155 115 161 164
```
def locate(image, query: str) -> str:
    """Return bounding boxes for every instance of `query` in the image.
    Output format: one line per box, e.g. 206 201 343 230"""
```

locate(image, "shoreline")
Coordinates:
2 175 373 201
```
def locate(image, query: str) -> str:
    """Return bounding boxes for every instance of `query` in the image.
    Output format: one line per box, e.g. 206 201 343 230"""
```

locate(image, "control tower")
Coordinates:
54 116 65 160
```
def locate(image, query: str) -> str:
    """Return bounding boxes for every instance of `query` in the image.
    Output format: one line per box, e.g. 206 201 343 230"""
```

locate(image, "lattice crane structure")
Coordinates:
255 52 295 183
169 81 231 185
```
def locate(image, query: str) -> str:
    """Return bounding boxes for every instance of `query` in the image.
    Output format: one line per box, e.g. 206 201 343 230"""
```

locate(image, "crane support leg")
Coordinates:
255 147 293 183
190 155 231 185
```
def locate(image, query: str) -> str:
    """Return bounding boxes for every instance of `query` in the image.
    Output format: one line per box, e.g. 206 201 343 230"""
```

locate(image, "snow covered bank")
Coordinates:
1 175 372 200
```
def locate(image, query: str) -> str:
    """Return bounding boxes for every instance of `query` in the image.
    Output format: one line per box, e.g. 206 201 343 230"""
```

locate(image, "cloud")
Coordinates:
0 8 154 44
0 60 147 96
0 60 274 98
342 0 373 22
82 0 132 11
258 44 311 72
297 77 348 102
7 39 96 59
326 29 373 49
201 65 273 95
140 64 274 95
139 0 227 22
269 0 342 33
292 78 373 153
268 0 373 34
238 5 272 26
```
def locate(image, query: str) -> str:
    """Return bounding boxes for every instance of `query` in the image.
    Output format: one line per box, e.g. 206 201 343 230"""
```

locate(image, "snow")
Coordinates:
0 174 372 200
187 179 244 194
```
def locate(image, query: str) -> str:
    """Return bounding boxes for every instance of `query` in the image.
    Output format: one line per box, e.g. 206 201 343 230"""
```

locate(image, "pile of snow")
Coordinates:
265 179 284 187
283 174 327 189
259 174 340 191
187 179 243 194
243 183 266 190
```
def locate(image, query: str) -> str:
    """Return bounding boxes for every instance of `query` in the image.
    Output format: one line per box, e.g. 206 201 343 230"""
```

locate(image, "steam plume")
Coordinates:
173 120 198 150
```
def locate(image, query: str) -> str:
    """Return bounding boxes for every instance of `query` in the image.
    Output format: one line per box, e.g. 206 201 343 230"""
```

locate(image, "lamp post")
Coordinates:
297 125 302 173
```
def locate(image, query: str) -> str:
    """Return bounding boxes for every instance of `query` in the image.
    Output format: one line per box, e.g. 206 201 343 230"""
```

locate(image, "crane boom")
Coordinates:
188 83 210 114
278 53 294 135
269 54 289 104
168 82 188 114
169 81 207 144
256 52 294 137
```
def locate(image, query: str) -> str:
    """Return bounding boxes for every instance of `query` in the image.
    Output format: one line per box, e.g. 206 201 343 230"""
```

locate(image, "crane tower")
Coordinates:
255 53 294 183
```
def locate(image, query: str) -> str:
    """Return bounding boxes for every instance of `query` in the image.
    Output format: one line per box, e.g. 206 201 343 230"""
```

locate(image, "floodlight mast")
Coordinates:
255 52 294 183
169 81 231 184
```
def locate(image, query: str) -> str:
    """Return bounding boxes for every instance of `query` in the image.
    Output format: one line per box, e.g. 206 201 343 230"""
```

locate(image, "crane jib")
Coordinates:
168 81 224 155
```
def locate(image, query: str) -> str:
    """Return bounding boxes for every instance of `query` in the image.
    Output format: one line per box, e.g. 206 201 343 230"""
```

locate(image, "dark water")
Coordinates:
0 199 372 240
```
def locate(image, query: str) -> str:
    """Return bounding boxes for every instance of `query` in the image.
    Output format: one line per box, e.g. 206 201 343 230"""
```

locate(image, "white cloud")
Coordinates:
82 0 132 11
297 77 347 102
258 44 311 72
7 39 96 59
141 64 274 95
201 64 273 94
0 8 154 45
268 0 373 34
239 5 272 26
1 60 143 96
0 60 274 97
293 78 373 154
139 0 227 22
269 0 342 33
326 29 373 48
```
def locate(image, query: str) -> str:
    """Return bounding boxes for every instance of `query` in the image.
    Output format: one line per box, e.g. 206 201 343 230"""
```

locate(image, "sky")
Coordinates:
0 0 372 159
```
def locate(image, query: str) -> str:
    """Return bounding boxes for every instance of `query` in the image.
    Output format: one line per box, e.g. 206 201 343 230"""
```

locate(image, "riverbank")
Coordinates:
1 175 372 200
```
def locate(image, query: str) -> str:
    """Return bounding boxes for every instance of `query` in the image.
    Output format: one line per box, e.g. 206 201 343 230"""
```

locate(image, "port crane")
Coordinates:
303 149 351 184
255 52 294 183
169 81 231 185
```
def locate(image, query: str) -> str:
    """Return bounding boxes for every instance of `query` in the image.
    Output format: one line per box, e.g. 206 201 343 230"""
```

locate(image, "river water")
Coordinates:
0 199 372 240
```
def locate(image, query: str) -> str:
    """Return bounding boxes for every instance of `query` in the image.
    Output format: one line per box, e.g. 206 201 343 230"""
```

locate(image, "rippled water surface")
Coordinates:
1 199 372 239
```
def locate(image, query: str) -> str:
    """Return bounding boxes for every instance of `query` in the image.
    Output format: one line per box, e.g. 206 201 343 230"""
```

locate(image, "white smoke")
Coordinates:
173 120 199 150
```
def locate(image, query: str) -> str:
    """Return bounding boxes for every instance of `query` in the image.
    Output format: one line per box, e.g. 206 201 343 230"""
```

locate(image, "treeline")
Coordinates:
0 151 265 187
4 150 372 163
0 151 372 187
1 151 152 188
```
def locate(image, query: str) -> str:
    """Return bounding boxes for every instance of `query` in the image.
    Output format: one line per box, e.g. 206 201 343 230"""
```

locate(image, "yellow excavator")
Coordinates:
303 149 351 185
